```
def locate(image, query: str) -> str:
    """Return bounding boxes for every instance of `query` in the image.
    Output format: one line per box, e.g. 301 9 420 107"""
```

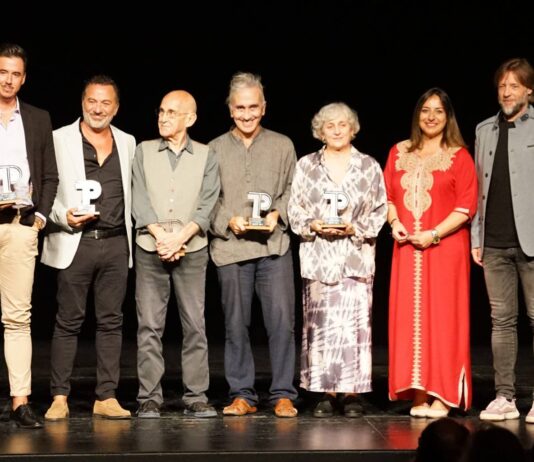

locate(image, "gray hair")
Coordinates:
311 102 360 141
226 72 265 106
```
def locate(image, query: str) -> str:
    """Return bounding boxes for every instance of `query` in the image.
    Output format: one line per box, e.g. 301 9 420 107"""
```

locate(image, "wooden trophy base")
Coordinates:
244 224 271 231
320 223 347 229
73 210 100 216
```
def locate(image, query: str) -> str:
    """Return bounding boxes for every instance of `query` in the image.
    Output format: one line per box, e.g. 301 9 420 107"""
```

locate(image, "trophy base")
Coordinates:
320 223 347 229
73 210 100 216
244 224 271 231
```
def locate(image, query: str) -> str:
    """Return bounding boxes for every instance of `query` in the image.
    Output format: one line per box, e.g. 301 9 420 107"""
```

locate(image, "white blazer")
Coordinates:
41 119 136 269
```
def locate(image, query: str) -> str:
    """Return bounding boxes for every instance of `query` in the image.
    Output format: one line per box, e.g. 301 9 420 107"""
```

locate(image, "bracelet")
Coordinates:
389 218 398 226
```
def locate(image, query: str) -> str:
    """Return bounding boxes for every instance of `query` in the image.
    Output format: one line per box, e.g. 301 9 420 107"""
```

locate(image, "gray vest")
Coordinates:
136 139 209 253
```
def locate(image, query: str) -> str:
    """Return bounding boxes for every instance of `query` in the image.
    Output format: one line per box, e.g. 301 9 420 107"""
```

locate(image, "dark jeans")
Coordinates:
50 235 129 400
483 246 534 399
217 251 297 406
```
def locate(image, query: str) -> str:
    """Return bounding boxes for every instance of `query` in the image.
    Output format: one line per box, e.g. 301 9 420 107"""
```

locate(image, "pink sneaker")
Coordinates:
480 396 519 421
526 403 534 424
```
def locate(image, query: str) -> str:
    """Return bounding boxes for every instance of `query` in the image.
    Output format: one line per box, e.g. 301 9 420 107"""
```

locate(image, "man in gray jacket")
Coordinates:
471 58 534 423
132 90 219 418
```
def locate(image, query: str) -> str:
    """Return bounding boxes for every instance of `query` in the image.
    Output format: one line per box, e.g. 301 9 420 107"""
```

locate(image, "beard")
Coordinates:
82 110 114 130
500 95 529 120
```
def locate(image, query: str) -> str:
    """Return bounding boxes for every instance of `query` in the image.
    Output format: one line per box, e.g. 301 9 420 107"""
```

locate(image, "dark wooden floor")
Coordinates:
0 342 533 461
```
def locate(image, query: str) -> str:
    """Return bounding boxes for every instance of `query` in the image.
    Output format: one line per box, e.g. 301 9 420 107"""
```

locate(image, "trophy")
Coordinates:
159 219 186 257
322 190 349 229
0 165 23 205
245 192 272 231
73 180 102 216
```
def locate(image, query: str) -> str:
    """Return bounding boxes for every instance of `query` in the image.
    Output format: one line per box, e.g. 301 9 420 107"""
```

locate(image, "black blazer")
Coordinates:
15 101 59 226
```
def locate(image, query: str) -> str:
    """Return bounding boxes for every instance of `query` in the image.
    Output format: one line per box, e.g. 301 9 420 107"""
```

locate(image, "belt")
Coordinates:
81 227 126 240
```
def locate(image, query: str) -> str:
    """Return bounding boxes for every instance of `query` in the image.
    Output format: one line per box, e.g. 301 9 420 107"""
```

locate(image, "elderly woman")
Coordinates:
288 102 387 417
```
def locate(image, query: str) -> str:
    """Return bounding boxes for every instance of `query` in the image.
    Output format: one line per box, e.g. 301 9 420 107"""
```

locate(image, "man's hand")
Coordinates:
156 231 187 261
66 208 98 229
32 216 45 231
471 247 483 266
263 210 280 233
229 216 248 236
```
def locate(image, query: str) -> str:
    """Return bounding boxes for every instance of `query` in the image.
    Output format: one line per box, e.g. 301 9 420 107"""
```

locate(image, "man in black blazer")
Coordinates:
0 43 58 428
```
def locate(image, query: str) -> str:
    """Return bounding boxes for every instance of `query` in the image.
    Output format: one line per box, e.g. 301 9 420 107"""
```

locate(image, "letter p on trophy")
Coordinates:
245 191 272 231
73 180 102 216
322 190 349 229
0 165 23 206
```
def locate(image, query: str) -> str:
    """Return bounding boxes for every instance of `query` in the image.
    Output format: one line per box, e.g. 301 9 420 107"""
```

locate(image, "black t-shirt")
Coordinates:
484 119 519 248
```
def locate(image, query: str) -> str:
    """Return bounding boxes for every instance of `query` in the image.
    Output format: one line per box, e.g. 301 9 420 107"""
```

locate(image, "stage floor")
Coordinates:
0 342 533 461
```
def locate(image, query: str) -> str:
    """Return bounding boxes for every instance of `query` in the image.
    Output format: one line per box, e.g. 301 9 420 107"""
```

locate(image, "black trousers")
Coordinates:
50 235 129 400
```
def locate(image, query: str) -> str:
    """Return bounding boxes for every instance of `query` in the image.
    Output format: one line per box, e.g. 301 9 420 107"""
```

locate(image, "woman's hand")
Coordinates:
391 220 409 243
407 230 434 249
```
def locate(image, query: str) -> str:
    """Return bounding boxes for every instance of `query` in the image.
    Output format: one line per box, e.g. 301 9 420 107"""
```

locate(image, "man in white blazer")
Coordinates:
41 75 135 420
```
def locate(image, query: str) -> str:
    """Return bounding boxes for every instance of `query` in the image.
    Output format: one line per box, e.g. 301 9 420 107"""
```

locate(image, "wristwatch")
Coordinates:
430 229 440 245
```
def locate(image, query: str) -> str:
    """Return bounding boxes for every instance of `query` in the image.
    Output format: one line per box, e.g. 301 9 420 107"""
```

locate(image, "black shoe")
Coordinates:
313 394 337 418
10 404 43 429
136 400 161 419
342 395 363 418
184 401 217 418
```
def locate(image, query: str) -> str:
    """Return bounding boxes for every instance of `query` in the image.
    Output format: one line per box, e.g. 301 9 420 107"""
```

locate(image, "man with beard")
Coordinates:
471 58 534 423
41 75 135 420
0 43 58 429
209 72 298 418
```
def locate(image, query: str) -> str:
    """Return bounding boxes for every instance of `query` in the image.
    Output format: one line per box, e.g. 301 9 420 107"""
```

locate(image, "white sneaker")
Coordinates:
526 403 534 424
480 396 520 421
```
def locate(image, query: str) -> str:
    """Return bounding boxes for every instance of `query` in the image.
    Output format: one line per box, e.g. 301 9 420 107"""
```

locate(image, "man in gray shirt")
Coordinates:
472 58 534 423
210 72 298 418
132 90 219 418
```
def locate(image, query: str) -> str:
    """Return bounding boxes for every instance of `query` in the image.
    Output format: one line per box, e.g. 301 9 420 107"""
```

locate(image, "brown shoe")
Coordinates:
274 398 298 418
93 398 131 420
45 399 69 421
223 398 257 416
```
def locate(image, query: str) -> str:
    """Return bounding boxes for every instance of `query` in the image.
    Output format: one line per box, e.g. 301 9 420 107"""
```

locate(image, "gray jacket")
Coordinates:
471 105 534 256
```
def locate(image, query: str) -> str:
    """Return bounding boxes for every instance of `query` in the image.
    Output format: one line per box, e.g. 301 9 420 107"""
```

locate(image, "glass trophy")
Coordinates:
245 192 272 230
73 180 102 216
12 181 34 210
0 165 23 205
159 219 186 257
322 190 349 229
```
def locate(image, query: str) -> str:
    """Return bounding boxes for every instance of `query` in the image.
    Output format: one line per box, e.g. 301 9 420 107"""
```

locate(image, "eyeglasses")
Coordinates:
156 109 193 120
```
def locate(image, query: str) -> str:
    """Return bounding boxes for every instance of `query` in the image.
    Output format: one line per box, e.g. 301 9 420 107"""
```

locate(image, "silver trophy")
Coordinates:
159 219 186 256
73 180 102 216
0 165 23 204
323 190 349 228
245 192 272 230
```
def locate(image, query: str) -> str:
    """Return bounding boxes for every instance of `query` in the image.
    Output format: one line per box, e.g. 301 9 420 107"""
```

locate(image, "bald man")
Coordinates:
132 91 220 418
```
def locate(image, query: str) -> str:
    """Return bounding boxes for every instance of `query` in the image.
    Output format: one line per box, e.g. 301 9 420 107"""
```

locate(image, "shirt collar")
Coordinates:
159 135 193 154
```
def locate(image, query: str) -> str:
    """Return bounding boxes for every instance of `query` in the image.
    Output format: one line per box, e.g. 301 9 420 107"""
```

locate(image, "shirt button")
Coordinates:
169 209 173 213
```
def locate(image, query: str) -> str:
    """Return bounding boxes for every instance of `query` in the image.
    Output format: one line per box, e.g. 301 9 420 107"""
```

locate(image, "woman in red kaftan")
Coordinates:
384 88 477 418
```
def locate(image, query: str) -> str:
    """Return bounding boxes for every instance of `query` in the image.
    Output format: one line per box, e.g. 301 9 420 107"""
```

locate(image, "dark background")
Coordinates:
3 1 534 346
